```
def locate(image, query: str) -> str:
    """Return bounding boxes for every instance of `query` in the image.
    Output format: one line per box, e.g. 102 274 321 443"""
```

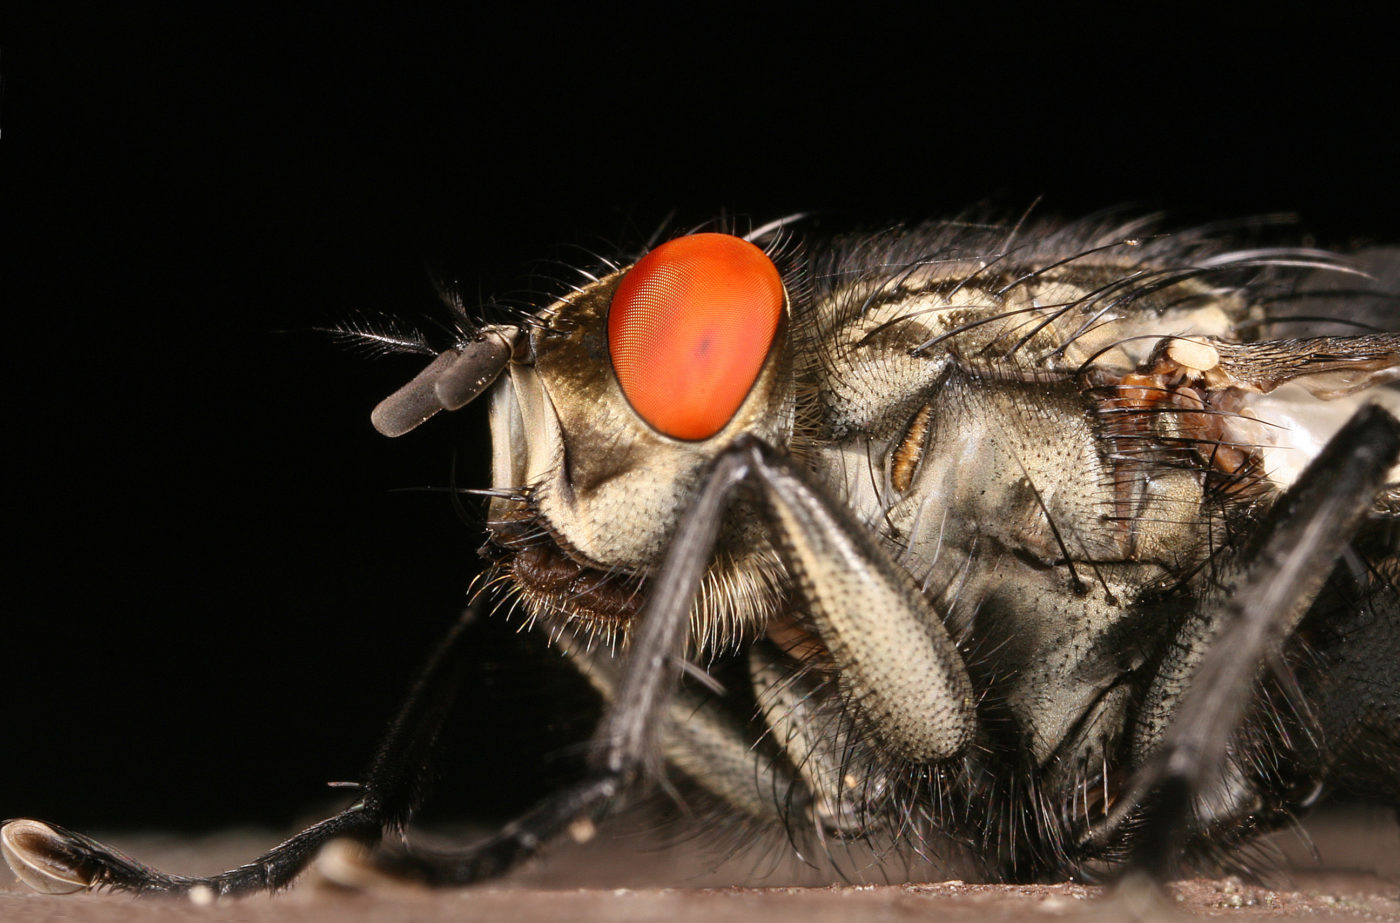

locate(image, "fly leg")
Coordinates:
363 640 809 887
561 634 801 828
2 602 484 896
748 442 976 765
749 640 893 838
1097 404 1400 878
354 435 976 885
347 437 764 885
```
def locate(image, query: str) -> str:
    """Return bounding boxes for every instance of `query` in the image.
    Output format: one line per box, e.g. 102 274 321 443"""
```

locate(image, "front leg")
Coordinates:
355 436 977 885
749 442 976 764
5 436 979 894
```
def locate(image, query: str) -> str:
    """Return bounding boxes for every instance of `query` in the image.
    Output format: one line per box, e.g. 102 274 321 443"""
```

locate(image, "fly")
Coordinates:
4 213 1399 896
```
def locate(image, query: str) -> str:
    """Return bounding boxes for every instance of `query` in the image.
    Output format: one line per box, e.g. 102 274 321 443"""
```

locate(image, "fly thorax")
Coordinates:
806 286 1187 766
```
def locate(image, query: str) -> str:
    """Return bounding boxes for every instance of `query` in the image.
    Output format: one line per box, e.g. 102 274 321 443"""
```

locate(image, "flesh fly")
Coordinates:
5 214 1398 895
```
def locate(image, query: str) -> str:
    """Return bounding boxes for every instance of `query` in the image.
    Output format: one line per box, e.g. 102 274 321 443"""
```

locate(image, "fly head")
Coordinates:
485 233 798 649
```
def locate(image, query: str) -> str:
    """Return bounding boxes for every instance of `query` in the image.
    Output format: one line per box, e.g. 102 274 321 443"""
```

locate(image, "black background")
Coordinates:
3 5 1397 838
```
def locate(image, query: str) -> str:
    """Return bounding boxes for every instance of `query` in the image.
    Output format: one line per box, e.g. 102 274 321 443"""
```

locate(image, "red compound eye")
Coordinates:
607 233 784 440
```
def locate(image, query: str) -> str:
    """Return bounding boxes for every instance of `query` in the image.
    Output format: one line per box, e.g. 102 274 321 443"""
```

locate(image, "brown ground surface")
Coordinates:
4 806 1398 921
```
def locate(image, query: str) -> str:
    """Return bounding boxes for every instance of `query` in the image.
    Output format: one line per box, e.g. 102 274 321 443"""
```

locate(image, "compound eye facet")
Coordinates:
607 233 784 440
